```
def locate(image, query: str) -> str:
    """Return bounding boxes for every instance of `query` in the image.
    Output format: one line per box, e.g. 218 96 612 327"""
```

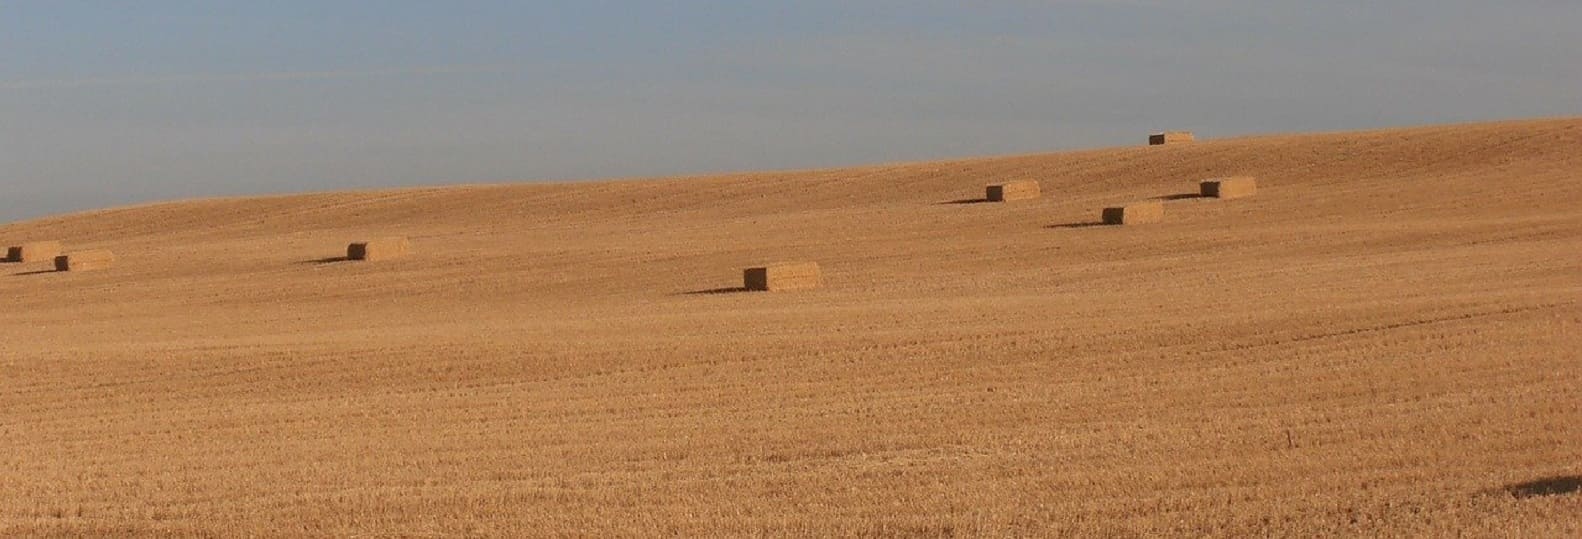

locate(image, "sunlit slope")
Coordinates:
1 118 1578 536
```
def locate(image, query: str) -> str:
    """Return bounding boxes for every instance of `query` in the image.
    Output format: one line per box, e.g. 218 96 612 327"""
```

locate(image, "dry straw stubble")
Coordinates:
4 118 1579 537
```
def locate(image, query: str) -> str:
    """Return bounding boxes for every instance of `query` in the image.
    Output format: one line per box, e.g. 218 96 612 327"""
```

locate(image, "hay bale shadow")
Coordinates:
1505 476 1581 499
300 257 350 265
1047 221 1109 229
680 287 753 296
12 269 60 277
937 198 990 205
1155 193 1205 201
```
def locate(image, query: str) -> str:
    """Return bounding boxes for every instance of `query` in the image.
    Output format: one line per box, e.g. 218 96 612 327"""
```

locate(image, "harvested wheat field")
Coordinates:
1 118 1579 537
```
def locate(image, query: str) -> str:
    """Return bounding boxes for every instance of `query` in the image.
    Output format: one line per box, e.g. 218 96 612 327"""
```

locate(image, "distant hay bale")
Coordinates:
54 249 115 272
1101 201 1165 225
986 180 1041 202
743 262 822 292
347 237 411 261
1149 132 1195 146
5 241 62 263
1200 177 1257 199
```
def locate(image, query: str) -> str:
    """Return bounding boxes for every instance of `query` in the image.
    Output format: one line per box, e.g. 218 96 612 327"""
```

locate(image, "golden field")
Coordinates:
2 118 1579 537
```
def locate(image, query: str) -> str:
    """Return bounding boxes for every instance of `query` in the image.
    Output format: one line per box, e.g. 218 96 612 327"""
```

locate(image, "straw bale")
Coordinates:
54 249 115 272
348 237 411 261
5 241 62 263
1200 177 1257 199
744 262 822 291
986 180 1041 202
1101 201 1165 225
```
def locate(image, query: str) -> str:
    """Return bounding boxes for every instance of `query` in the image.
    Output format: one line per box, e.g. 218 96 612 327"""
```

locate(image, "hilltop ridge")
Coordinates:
6 117 1579 235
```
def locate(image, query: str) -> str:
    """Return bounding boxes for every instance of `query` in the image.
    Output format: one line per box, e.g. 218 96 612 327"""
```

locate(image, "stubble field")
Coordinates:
2 118 1579 536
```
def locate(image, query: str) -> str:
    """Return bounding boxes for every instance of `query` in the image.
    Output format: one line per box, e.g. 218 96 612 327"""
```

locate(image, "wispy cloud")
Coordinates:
0 64 511 91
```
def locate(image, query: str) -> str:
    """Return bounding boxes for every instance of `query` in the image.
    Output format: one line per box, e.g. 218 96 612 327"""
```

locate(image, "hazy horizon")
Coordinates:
4 1 1579 222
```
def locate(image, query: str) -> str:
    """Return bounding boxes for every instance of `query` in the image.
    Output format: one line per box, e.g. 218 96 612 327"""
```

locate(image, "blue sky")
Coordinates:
2 1 1578 221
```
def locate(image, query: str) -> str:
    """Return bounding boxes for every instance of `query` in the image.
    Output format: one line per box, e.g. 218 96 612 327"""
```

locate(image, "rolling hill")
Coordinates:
2 118 1579 536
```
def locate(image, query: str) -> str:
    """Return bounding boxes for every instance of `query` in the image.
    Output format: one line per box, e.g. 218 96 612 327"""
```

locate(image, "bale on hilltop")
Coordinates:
1102 201 1165 225
744 262 822 292
5 241 62 263
348 237 412 261
986 180 1041 202
1149 132 1195 146
54 249 115 272
1200 177 1258 199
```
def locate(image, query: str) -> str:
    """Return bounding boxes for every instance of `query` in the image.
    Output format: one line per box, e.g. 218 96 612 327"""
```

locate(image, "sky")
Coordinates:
2 1 1579 222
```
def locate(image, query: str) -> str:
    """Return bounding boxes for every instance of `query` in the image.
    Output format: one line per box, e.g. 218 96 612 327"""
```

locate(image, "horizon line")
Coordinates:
0 64 513 91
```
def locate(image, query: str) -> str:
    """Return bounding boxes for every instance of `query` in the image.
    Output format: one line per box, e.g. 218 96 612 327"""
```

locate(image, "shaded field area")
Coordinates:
1 118 1579 536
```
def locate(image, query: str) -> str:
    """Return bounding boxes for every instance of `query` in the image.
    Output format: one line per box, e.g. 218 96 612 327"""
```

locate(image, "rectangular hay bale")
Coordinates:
1149 132 1195 146
743 262 822 292
347 237 412 261
1101 201 1165 225
5 240 62 263
54 249 115 272
986 180 1041 202
1200 177 1257 199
